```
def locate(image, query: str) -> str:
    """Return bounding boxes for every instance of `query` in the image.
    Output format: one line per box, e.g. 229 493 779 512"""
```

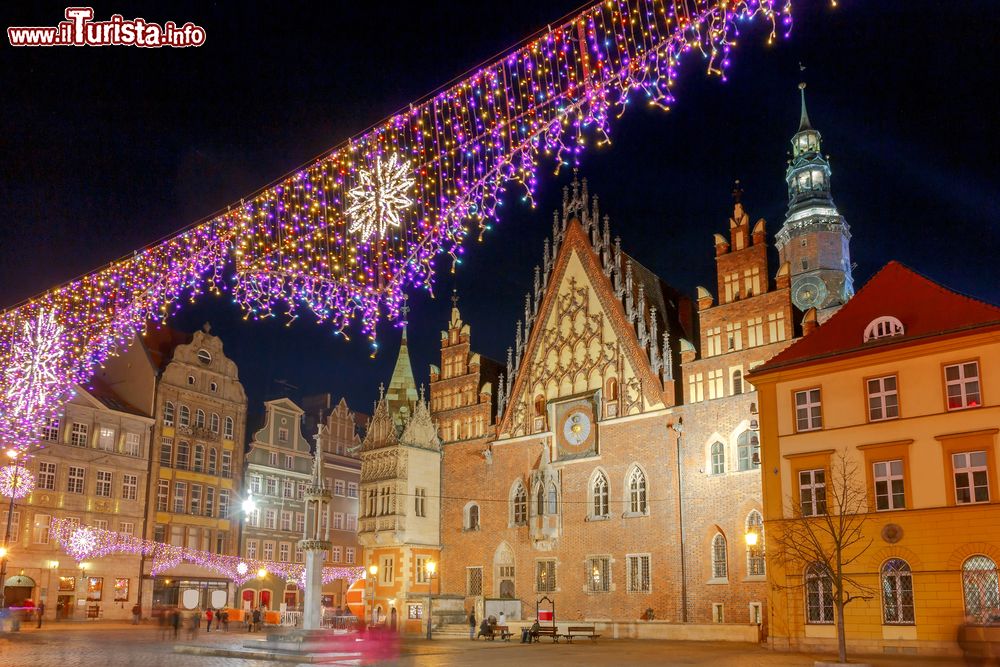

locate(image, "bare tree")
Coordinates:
770 450 875 664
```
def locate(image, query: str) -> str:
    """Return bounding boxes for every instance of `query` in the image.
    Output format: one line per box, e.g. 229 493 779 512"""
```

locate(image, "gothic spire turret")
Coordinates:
777 81 854 320
797 81 813 132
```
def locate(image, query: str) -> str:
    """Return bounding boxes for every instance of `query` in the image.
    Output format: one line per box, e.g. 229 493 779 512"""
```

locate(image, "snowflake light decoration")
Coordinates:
3 309 66 417
236 562 249 576
0 465 34 499
346 153 415 242
68 527 98 559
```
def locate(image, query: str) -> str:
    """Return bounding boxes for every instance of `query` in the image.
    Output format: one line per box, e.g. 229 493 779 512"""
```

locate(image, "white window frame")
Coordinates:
953 451 990 504
945 361 982 411
799 468 826 516
867 375 899 421
794 388 822 432
873 459 905 511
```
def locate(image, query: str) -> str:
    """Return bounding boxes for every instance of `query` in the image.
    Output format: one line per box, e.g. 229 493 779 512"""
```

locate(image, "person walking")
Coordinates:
131 603 141 625
36 600 45 628
205 607 213 632
252 607 262 633
171 609 181 640
468 611 476 640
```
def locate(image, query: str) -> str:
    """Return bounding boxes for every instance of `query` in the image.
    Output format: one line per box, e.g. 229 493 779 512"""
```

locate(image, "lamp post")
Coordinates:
367 564 378 629
425 560 437 641
0 448 23 610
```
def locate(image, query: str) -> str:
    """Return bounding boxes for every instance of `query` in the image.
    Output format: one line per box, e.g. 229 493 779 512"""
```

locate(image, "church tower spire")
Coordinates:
776 82 854 321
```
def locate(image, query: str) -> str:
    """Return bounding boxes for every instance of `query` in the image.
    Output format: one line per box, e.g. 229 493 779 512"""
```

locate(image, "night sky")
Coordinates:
3 2 998 420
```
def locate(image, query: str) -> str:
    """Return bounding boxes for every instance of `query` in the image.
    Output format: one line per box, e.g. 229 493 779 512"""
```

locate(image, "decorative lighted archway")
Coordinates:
0 0 790 456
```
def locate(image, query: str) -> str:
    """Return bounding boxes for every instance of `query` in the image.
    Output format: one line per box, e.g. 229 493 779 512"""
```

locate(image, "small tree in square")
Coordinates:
770 450 875 664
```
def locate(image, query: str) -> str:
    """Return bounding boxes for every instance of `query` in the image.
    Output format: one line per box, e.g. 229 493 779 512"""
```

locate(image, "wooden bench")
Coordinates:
562 625 600 643
534 625 559 642
495 625 513 641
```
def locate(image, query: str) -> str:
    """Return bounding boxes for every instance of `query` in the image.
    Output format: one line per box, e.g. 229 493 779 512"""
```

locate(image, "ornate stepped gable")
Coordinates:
496 176 689 437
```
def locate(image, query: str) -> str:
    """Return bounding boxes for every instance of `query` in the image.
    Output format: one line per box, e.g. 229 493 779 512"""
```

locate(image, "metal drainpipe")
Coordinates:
671 420 687 623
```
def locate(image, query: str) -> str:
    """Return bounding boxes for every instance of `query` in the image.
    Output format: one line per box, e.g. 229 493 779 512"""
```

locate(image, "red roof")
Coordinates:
753 261 1000 374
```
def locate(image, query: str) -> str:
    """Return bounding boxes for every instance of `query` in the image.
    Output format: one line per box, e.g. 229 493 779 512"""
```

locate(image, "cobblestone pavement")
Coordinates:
0 623 968 667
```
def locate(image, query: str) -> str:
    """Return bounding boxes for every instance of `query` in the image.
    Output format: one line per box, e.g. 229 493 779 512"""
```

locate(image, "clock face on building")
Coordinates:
555 399 598 459
793 276 828 311
562 410 592 447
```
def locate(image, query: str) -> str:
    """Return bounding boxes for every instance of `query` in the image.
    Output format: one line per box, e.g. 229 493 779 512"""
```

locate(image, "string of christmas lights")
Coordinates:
0 0 791 452
50 518 365 588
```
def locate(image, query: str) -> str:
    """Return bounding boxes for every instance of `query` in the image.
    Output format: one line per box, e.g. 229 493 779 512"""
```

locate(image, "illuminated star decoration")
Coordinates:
0 465 35 499
4 309 66 417
68 527 98 559
346 153 415 242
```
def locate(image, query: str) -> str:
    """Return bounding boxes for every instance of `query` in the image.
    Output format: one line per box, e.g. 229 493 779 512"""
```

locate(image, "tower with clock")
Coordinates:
775 82 855 321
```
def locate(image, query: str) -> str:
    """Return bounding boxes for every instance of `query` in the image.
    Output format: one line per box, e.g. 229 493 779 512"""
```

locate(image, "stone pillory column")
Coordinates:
299 447 332 631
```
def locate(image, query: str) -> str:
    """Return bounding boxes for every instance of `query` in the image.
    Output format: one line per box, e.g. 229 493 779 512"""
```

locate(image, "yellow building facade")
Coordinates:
751 262 1000 657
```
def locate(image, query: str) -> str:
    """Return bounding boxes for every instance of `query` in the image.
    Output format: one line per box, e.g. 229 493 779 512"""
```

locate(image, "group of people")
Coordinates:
245 606 264 632
467 610 540 643
155 606 230 640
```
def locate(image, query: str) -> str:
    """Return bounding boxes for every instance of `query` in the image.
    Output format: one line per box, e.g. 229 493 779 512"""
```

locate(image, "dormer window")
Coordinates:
864 316 905 343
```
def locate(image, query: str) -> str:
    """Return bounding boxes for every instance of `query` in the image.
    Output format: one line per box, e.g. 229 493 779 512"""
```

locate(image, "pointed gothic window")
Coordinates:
465 503 480 531
711 442 725 475
592 472 609 518
533 395 545 416
546 483 558 515
511 482 527 526
711 533 728 579
536 484 545 516
628 467 648 514
746 510 765 576
737 431 760 471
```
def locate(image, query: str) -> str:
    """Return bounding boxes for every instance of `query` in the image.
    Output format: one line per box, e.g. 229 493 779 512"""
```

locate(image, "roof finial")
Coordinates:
797 80 813 132
451 288 459 308
400 295 410 340
732 179 743 204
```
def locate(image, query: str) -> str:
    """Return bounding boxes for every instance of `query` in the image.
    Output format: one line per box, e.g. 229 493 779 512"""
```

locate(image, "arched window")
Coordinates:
881 559 914 624
746 510 765 576
208 448 218 475
210 413 220 433
805 564 834 624
164 401 175 426
179 405 190 428
193 444 205 472
536 484 545 515
195 409 206 429
737 431 760 471
711 533 728 579
224 416 234 439
592 471 609 518
176 441 190 469
732 370 743 395
546 483 558 514
533 394 545 416
511 482 527 526
711 442 725 475
963 556 1000 623
465 503 480 531
628 467 647 514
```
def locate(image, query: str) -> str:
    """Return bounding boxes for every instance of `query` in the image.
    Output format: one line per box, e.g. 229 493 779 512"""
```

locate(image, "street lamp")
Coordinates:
367 564 378 628
1 448 22 611
425 560 437 641
745 530 759 547
242 495 257 514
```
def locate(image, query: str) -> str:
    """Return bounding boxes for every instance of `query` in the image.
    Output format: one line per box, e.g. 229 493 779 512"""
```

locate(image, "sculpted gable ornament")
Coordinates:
400 392 440 451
